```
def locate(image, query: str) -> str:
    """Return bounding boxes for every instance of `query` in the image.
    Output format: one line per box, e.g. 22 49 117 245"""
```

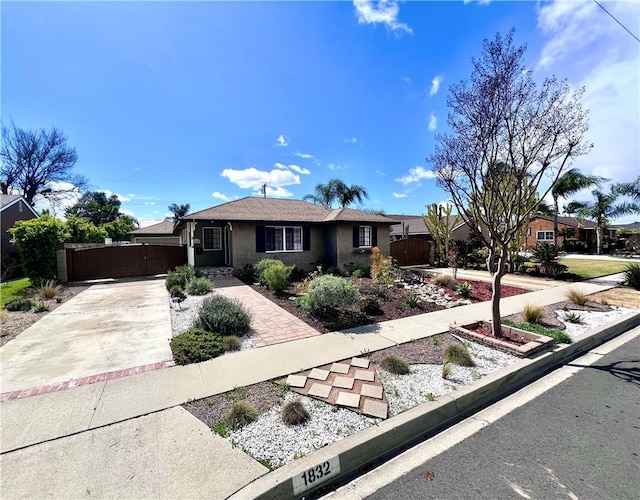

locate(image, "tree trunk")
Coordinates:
553 194 559 246
596 226 603 255
489 246 508 337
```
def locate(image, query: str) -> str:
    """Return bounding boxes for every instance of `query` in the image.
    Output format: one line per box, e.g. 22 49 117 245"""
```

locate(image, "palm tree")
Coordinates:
551 169 604 245
614 175 640 202
535 199 554 216
303 179 368 208
168 203 190 222
572 187 640 255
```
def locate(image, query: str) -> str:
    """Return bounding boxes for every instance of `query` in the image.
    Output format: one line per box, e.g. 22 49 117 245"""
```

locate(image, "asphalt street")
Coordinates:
346 333 640 499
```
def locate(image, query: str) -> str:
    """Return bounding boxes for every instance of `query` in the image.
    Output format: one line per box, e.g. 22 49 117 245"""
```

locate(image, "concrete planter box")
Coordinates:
450 320 555 357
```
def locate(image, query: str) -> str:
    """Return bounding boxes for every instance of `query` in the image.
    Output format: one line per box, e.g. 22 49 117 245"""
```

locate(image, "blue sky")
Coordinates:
2 1 639 227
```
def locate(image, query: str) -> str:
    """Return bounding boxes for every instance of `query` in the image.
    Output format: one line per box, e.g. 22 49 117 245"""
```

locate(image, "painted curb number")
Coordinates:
292 456 341 495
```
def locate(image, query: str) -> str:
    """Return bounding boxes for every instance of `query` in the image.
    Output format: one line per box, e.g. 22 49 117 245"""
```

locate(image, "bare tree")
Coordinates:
1 121 87 206
428 30 591 337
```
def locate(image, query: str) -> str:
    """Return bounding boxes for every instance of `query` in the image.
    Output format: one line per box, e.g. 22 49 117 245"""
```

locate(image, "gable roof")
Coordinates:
0 194 39 217
535 215 597 229
610 221 640 231
129 220 177 235
389 214 467 236
179 197 398 225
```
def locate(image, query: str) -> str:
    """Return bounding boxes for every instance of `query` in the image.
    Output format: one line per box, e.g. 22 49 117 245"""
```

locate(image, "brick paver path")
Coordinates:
211 276 321 347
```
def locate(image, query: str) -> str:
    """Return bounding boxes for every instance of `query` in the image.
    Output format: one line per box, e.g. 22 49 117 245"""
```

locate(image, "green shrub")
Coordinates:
254 258 285 285
444 343 475 367
211 422 230 438
166 265 200 291
32 302 50 313
455 282 472 298
221 335 242 352
370 247 394 284
381 354 410 375
503 319 572 344
402 291 420 309
562 311 583 324
195 295 251 335
531 243 567 277
170 328 224 365
522 303 545 324
434 274 456 287
262 262 293 292
5 298 34 312
624 263 640 290
305 274 361 317
227 401 258 429
352 266 371 279
185 276 213 295
9 214 68 286
282 399 310 426
232 264 257 283
37 280 62 299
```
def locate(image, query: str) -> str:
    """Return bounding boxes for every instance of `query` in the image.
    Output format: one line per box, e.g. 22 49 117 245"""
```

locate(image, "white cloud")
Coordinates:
430 74 443 96
253 186 294 198
328 163 347 171
276 135 288 147
137 217 165 228
102 190 130 202
428 113 437 132
343 137 358 144
395 166 437 186
376 169 385 177
392 192 408 198
536 0 640 187
221 167 301 190
212 191 230 201
275 162 311 175
143 201 156 206
353 0 413 34
32 181 82 217
293 152 314 159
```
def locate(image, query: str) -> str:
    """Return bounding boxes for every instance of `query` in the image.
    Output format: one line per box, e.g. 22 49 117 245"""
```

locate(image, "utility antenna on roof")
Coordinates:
261 183 267 198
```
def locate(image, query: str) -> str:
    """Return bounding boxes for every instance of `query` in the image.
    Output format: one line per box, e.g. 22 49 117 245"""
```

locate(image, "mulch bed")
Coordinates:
429 278 528 303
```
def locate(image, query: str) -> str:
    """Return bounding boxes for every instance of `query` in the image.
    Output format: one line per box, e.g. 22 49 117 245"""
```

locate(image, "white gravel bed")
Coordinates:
554 306 635 340
380 340 519 416
227 392 379 469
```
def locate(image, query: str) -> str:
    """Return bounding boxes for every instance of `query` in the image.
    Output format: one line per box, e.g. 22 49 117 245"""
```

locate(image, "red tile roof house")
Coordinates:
1 194 39 258
173 197 399 272
524 215 597 250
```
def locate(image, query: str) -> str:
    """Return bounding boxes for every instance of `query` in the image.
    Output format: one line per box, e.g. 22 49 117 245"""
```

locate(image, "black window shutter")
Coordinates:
256 226 265 252
372 226 378 247
353 226 359 248
303 227 311 251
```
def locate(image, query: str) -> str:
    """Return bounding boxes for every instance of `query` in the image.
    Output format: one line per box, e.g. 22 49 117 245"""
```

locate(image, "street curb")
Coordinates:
229 311 640 500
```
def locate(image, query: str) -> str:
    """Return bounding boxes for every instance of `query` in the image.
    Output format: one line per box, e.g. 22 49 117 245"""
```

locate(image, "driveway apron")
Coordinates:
0 280 172 394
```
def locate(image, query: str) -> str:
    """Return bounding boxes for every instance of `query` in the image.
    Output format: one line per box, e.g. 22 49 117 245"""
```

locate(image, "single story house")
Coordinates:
525 215 597 249
1 194 39 257
173 197 398 272
389 215 471 242
129 220 181 245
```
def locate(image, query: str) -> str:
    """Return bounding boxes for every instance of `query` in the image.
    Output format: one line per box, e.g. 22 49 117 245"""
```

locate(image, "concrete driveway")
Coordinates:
0 280 172 394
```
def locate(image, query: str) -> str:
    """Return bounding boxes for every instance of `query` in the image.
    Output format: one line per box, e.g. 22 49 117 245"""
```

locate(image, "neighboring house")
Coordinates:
389 215 471 242
129 220 181 244
1 194 39 257
173 197 398 271
524 215 597 249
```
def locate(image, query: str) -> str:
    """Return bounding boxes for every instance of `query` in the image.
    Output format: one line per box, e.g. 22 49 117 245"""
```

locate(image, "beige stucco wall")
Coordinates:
335 223 392 271
231 224 325 272
1 202 37 256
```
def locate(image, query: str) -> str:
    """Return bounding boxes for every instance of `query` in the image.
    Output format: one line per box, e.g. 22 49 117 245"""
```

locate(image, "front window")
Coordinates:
266 226 302 252
359 226 372 247
203 227 222 250
536 231 554 241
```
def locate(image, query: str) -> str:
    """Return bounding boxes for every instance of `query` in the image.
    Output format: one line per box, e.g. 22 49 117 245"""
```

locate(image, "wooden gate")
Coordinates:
390 239 431 267
66 244 187 282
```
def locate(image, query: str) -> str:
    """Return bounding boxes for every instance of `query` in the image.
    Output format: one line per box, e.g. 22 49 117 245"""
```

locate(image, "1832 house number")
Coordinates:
292 456 340 495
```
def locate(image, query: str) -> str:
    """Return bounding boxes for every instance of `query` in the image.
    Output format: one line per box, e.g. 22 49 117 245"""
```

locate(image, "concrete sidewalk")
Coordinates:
0 273 635 498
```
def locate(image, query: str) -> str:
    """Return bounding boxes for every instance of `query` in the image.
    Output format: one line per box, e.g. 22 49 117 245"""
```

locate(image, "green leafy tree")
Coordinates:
428 31 591 337
1 122 87 207
573 186 640 255
9 214 69 285
551 168 604 245
65 215 106 243
66 191 122 225
102 216 138 241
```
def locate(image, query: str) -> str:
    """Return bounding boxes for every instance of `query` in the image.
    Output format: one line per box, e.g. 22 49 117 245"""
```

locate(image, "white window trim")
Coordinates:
536 230 555 241
359 225 372 248
265 226 303 253
203 227 222 251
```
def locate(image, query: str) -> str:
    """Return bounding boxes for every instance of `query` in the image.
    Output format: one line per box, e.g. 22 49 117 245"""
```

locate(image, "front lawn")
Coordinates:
559 258 629 280
0 278 32 308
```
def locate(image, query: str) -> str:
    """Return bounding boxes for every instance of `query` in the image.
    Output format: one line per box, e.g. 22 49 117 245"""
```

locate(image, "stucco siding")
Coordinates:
335 223 392 271
1 202 37 256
